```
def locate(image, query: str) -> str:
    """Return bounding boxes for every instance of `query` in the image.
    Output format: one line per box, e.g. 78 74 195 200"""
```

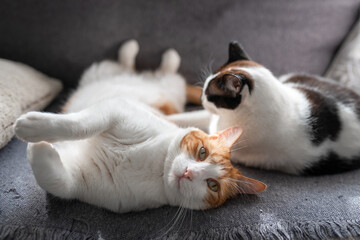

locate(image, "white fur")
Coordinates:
14 40 223 212
170 65 360 174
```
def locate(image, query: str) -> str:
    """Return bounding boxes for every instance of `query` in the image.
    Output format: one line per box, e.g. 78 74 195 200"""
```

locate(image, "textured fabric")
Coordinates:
1 1 360 239
0 0 359 88
0 58 62 149
325 17 360 94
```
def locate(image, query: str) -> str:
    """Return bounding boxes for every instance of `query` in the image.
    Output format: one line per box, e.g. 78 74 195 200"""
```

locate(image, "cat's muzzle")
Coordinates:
205 73 245 109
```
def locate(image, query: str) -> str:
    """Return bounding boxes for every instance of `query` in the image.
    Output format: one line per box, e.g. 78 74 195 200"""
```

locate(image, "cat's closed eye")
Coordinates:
198 146 207 161
207 178 219 192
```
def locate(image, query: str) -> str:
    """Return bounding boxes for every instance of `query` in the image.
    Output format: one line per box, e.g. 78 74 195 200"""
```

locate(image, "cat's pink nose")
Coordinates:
183 168 193 181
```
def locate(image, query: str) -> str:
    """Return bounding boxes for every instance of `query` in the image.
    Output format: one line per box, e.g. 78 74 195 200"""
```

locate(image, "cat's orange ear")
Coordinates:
237 176 267 194
214 126 243 148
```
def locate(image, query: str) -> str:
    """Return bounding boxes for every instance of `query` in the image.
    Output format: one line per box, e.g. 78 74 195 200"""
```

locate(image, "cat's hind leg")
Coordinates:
158 48 181 73
27 142 74 198
118 39 139 70
79 39 139 87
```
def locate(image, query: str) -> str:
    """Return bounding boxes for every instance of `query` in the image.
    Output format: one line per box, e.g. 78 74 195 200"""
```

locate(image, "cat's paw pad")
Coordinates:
14 112 55 142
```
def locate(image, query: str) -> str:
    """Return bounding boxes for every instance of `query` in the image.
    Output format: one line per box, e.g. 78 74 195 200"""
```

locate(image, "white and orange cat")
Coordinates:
14 40 266 213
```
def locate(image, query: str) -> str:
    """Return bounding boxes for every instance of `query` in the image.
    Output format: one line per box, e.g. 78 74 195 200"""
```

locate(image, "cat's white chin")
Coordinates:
164 153 208 210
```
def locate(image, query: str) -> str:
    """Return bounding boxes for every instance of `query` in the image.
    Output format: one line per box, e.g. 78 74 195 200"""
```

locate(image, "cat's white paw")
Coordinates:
15 112 58 142
27 141 58 166
159 48 180 73
118 39 140 69
28 141 73 198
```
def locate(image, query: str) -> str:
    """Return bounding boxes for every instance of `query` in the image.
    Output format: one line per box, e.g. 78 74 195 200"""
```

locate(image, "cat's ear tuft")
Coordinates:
228 41 251 63
237 176 267 194
218 126 243 148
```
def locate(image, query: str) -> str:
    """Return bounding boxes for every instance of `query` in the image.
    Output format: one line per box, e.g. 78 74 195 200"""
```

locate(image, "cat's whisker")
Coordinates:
231 139 248 148
197 59 215 85
166 193 194 237
230 145 248 153
193 81 205 87
226 178 257 200
190 209 193 232
179 207 189 234
160 206 186 238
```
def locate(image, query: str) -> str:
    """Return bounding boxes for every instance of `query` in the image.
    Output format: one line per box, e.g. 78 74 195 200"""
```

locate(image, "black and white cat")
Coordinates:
170 41 360 175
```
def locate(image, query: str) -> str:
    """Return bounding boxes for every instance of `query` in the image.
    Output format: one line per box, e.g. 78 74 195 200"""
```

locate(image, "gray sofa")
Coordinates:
1 1 360 239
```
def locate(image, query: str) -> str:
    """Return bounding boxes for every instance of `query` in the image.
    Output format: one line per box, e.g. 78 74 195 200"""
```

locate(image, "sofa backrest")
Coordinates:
0 0 359 87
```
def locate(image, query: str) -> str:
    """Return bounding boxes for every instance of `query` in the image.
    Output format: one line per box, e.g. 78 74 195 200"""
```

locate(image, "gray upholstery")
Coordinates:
0 0 359 87
1 1 360 239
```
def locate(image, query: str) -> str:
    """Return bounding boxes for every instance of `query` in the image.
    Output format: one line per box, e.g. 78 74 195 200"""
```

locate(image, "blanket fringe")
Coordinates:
1 219 360 239
0 224 94 240
165 219 360 240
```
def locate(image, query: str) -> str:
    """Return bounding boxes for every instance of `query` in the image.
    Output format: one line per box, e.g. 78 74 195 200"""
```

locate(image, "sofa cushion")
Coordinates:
0 59 62 149
326 17 360 93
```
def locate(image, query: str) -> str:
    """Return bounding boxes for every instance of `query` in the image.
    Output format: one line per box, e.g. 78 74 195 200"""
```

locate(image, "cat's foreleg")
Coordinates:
168 110 212 132
15 105 115 143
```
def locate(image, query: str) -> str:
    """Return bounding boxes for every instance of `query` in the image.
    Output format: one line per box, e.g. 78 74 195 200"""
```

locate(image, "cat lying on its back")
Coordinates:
171 41 360 175
14 40 266 213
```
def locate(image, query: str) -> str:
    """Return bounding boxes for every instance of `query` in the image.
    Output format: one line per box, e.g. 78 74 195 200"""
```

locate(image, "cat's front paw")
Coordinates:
14 112 57 142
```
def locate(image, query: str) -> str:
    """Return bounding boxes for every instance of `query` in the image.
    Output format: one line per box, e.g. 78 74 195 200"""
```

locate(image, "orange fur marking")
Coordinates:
186 84 203 105
180 129 266 209
158 102 179 115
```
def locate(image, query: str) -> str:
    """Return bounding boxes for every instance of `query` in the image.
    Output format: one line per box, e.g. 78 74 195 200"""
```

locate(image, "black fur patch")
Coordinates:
205 73 252 109
296 87 342 145
286 75 360 117
207 95 242 109
302 152 360 175
227 41 250 63
287 75 360 174
205 73 252 110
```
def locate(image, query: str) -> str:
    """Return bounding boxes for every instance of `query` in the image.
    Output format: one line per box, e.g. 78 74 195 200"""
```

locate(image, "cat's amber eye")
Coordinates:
206 179 219 192
198 146 207 161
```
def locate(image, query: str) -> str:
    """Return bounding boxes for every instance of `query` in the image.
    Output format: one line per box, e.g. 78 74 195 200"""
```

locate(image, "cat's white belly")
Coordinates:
66 79 165 113
68 71 186 114
52 131 170 212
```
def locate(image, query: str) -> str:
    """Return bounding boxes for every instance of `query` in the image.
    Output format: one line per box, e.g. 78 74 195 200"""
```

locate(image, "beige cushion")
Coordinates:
325 18 360 94
0 59 62 149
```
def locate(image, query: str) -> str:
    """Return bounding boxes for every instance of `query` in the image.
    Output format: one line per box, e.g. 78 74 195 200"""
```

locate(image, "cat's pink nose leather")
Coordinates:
183 168 193 181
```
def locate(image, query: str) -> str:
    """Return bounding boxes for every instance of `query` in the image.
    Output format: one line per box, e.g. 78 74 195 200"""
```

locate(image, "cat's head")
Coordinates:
165 126 266 209
202 41 277 114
